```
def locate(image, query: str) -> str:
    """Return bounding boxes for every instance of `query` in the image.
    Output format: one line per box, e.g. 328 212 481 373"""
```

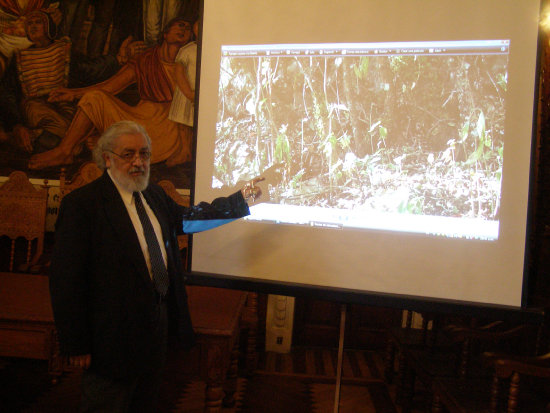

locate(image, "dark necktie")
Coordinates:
133 192 169 296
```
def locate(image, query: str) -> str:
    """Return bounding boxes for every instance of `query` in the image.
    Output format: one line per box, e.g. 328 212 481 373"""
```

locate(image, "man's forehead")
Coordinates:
115 133 150 150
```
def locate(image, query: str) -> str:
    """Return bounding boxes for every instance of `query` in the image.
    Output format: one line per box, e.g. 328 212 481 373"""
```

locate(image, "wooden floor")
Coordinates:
259 347 387 380
0 347 431 412
256 347 430 413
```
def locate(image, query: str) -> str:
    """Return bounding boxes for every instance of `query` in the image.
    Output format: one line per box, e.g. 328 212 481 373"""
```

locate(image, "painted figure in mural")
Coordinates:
0 0 61 78
28 16 195 170
0 1 61 143
0 10 146 154
168 19 198 164
143 0 182 47
12 10 75 154
59 0 146 88
60 0 141 59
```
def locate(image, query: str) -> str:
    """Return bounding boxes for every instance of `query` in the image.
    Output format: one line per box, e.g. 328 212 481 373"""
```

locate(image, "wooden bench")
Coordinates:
0 272 64 382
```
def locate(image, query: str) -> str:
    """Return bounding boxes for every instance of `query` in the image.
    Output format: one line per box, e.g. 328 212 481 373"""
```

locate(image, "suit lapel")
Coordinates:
98 172 152 285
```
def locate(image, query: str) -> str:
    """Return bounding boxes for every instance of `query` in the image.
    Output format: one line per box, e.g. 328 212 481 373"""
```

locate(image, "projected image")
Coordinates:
213 41 509 240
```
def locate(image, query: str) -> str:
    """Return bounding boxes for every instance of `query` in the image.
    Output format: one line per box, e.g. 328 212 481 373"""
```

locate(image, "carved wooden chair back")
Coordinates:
0 171 48 272
157 180 190 261
59 162 102 200
157 179 190 207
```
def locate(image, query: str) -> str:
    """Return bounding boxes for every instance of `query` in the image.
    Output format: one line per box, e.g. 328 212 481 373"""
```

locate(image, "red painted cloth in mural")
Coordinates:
77 45 191 165
129 45 174 103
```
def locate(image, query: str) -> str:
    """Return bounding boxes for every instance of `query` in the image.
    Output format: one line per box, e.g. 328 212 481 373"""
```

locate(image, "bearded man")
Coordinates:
49 120 263 412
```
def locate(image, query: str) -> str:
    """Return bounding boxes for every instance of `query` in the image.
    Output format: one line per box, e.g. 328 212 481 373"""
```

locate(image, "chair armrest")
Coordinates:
443 322 530 343
484 351 550 378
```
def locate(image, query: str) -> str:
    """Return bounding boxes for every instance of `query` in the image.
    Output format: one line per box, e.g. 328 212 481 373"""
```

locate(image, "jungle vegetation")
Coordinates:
214 53 507 220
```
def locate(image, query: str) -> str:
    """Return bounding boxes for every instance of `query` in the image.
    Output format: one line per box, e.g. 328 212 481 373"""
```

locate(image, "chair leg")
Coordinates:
222 339 240 408
400 364 416 413
507 372 520 413
384 339 395 383
432 393 444 413
490 374 500 413
396 351 407 403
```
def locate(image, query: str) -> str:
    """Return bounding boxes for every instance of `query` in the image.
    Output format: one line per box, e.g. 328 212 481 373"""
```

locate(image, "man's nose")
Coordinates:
132 155 145 166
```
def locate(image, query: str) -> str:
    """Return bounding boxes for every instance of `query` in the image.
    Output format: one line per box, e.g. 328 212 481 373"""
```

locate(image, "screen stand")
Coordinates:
333 304 347 413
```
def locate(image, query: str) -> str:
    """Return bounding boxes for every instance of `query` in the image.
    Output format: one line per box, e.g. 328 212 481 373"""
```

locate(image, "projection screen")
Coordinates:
191 0 542 309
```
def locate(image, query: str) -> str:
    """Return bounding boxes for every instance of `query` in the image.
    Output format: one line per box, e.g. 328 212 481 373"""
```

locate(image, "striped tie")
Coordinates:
133 192 169 296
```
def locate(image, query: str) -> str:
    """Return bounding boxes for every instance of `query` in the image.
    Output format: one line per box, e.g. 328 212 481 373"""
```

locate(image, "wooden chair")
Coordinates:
59 161 102 200
385 311 459 407
157 179 190 207
157 179 190 256
397 318 538 413
0 171 48 272
385 311 436 382
0 171 64 382
429 322 543 413
486 351 550 412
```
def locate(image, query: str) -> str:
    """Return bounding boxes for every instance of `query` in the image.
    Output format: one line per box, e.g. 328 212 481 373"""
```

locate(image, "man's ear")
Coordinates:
103 152 111 169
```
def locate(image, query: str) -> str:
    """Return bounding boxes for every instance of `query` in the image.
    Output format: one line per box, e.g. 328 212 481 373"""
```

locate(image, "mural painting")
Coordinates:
0 0 199 189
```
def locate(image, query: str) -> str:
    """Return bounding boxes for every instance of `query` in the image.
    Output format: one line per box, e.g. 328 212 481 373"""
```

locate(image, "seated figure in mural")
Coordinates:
0 11 146 153
0 1 61 78
0 1 62 142
12 10 75 154
28 16 195 170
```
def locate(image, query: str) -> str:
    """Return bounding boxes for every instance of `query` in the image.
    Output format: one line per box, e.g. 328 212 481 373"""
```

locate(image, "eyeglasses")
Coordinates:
107 150 151 163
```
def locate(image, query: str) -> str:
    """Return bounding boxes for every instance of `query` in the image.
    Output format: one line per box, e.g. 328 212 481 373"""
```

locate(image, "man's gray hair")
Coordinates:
93 121 152 170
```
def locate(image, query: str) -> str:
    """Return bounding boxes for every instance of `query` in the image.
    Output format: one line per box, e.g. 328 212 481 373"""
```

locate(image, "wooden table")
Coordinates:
186 286 248 413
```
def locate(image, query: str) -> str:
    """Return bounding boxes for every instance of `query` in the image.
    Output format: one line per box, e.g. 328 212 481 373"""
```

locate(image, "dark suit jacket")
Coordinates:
49 171 249 379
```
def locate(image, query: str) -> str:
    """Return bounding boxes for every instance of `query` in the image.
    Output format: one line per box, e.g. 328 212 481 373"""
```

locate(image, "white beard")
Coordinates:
110 165 150 192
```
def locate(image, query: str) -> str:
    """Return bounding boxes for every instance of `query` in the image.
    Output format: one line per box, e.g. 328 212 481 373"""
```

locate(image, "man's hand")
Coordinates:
117 36 147 65
48 87 79 102
12 124 34 153
69 354 91 369
241 177 265 202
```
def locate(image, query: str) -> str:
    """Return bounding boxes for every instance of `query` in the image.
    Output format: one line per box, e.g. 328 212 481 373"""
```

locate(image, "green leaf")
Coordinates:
466 143 484 164
379 125 388 140
274 133 290 163
460 122 470 143
476 111 486 140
